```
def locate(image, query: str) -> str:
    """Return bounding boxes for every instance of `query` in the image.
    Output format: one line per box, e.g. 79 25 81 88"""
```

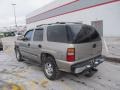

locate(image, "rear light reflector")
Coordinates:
67 48 75 62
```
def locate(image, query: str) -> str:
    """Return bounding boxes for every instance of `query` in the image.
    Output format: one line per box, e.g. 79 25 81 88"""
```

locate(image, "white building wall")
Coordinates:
27 1 120 37
27 0 73 18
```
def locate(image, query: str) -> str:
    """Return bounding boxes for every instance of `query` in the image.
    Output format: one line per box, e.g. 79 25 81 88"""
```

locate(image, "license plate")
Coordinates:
75 67 86 74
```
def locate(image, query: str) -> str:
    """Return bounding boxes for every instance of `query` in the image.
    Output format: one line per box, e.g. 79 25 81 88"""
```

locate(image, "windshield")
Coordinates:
4 32 15 37
0 32 15 38
0 33 4 38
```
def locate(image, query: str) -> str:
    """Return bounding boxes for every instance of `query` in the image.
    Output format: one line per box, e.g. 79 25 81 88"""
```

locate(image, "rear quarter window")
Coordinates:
47 25 68 43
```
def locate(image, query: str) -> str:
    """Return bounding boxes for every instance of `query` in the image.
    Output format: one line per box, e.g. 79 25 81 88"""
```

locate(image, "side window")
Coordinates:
33 29 43 41
24 30 33 41
47 25 68 43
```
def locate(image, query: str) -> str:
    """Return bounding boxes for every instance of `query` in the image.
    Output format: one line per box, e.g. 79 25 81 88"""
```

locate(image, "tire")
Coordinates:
43 56 61 80
15 48 24 62
0 48 3 51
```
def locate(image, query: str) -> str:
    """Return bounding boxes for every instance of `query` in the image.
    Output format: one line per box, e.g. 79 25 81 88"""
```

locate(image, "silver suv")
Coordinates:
15 22 104 80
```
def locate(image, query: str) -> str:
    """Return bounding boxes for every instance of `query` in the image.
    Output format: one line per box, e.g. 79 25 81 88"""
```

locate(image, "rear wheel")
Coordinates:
43 56 61 80
15 48 24 62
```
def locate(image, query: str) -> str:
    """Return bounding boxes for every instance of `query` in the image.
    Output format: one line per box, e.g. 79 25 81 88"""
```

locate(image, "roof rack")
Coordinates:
37 24 52 27
56 22 66 24
36 22 61 27
56 22 82 24
66 22 82 24
36 22 82 27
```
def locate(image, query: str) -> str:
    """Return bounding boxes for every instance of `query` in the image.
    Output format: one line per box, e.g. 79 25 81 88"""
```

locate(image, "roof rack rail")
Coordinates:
37 22 65 27
37 24 51 27
36 22 83 27
56 22 66 24
65 22 82 24
56 22 82 24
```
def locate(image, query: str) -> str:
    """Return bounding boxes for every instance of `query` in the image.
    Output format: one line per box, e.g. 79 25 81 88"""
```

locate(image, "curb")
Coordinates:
103 55 120 63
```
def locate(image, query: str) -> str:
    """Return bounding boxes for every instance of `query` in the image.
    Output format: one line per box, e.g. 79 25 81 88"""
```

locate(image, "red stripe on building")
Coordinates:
28 0 79 19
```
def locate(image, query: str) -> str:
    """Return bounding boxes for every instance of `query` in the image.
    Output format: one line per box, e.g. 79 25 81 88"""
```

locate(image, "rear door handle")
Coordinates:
38 44 42 48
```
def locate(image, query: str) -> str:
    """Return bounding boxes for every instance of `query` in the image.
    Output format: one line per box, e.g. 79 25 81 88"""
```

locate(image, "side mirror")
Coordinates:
22 37 29 41
17 35 23 40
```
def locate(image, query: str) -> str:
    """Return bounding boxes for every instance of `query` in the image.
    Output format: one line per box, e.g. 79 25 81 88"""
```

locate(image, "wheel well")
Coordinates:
41 53 54 59
41 53 55 63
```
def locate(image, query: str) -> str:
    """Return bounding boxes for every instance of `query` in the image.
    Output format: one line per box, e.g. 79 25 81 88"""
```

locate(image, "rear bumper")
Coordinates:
56 55 104 73
71 58 104 74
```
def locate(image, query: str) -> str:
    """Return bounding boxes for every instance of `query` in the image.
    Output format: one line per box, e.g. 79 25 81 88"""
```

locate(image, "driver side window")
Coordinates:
24 30 33 41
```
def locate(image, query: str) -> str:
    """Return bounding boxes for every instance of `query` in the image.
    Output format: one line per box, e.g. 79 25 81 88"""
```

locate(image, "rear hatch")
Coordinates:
66 24 102 61
74 41 102 61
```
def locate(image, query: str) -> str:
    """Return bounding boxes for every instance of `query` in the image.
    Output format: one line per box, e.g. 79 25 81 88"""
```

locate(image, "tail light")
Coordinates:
67 48 75 62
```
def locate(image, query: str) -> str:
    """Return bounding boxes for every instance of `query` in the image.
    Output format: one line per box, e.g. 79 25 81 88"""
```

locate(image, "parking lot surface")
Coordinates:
0 51 120 90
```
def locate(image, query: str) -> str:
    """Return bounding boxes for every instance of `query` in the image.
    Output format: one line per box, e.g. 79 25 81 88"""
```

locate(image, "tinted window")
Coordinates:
47 25 101 43
66 25 82 42
25 30 33 41
33 29 43 41
71 25 101 43
4 32 15 37
0 33 4 38
47 25 68 43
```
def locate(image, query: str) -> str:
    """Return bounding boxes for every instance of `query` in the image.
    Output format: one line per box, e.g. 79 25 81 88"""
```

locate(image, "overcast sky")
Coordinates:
0 0 54 27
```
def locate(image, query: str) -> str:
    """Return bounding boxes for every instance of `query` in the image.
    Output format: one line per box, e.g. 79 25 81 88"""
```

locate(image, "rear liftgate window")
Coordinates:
67 25 101 44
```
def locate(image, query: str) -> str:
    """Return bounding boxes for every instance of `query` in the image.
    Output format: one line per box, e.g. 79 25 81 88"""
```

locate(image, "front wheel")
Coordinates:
43 56 61 80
